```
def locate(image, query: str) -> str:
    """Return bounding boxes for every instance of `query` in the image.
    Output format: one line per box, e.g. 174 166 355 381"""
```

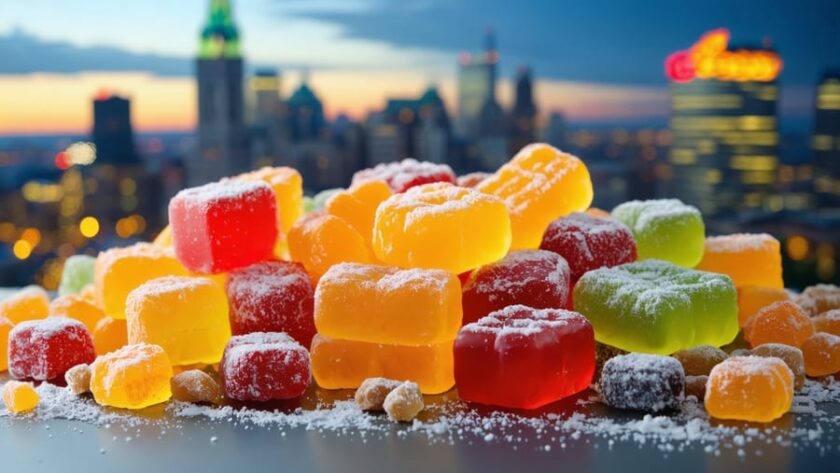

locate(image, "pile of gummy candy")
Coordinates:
2 143 840 424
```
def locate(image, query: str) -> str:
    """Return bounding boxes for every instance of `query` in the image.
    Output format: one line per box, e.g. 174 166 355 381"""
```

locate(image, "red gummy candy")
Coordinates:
351 159 456 193
540 212 637 283
462 250 571 325
9 318 96 381
221 332 310 402
169 180 278 274
226 261 316 346
454 305 595 409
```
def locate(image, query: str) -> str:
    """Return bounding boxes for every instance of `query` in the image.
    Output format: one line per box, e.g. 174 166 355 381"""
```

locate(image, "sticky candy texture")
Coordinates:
611 199 705 268
0 286 49 325
0 317 11 372
794 284 840 316
325 180 392 244
454 305 595 409
58 255 96 296
461 250 571 325
310 334 454 394
476 143 593 249
696 234 783 289
705 356 793 423
65 363 92 395
92 316 127 355
352 158 456 193
49 294 105 331
751 343 806 390
2 381 39 414
315 263 462 346
170 370 223 404
372 183 511 274
600 354 685 413
126 276 231 366
813 309 840 336
226 260 315 346
236 166 304 233
354 377 401 411
801 333 840 377
742 301 815 349
288 213 371 280
94 243 190 319
221 332 310 402
8 318 96 381
90 344 173 409
383 381 424 422
671 345 728 376
574 260 738 354
737 286 790 326
169 180 278 274
539 212 637 283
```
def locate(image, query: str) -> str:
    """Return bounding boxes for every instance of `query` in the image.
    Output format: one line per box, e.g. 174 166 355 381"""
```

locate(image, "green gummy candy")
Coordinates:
58 254 96 296
611 199 705 268
573 259 738 355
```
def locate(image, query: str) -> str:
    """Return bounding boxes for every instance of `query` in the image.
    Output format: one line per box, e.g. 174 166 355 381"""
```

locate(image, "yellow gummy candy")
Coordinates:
326 180 392 245
0 286 49 325
90 344 173 409
2 381 39 414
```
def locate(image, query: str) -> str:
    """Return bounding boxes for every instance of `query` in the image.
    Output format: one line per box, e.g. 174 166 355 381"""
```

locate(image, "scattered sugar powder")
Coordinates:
704 233 779 253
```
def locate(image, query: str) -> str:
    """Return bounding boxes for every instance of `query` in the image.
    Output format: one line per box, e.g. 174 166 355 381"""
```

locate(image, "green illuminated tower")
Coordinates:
199 0 241 59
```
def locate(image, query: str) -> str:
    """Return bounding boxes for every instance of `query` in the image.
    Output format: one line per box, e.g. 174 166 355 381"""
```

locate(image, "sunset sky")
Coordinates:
0 0 837 135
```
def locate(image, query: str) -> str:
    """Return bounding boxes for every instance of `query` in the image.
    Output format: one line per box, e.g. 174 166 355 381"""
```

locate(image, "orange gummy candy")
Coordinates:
326 180 392 245
705 356 793 422
315 263 462 346
90 344 173 409
310 334 455 394
49 294 105 331
0 286 49 325
696 234 783 289
743 301 815 348
236 166 304 234
476 143 593 249
737 286 790 327
92 316 128 355
812 309 840 336
801 333 840 377
0 316 12 372
288 212 371 280
372 182 511 274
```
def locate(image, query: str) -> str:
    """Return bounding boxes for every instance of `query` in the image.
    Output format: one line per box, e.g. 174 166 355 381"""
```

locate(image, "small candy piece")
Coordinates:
170 370 223 404
801 333 840 377
354 377 401 411
65 363 92 395
813 309 840 336
92 316 127 355
737 286 790 327
58 255 96 296
0 317 12 372
539 212 637 283
743 301 815 349
751 343 806 390
696 234 783 289
310 335 454 394
94 243 190 318
169 180 278 273
793 284 840 316
2 381 39 414
90 344 173 409
226 261 315 346
611 199 705 268
477 144 593 249
383 381 424 422
372 183 511 274
288 213 371 280
325 180 392 244
221 332 310 402
671 345 728 376
315 263 462 346
353 158 456 193
0 286 49 324
574 260 738 354
127 276 231 366
594 342 626 382
461 250 571 325
49 294 105 331
456 172 491 188
685 375 708 400
236 166 304 233
454 305 594 409
600 353 685 413
705 356 793 422
8 318 96 381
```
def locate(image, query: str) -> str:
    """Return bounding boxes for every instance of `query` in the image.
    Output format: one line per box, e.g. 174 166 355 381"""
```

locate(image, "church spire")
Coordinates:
199 0 241 59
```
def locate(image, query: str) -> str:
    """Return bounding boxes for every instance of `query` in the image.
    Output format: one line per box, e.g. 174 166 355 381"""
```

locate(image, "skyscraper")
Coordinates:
92 92 139 165
191 0 249 185
661 29 783 217
249 68 287 168
509 66 538 154
813 70 840 208
457 28 501 139
287 74 326 142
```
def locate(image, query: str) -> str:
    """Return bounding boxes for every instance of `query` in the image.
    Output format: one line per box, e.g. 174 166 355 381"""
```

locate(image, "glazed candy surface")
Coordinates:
696 233 783 289
800 333 840 377
611 199 705 268
705 356 793 423
2 381 39 413
58 254 96 296
751 343 806 390
288 212 371 280
742 301 815 348
235 166 304 234
372 182 511 274
48 294 105 331
315 263 462 346
600 353 685 413
737 286 790 327
89 344 173 409
352 158 456 193
573 260 738 354
221 332 310 402
813 309 840 336
8 318 96 381
476 143 593 249
92 316 128 355
325 179 392 245
453 305 595 409
0 286 49 325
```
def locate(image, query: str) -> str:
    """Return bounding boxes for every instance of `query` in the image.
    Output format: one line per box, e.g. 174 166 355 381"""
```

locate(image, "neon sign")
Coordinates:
665 29 782 83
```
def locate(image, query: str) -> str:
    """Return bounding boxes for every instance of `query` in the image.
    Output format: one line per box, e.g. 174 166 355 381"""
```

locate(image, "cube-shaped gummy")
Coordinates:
454 305 595 409
288 213 371 280
705 356 793 422
235 166 304 234
169 180 278 273
90 344 173 409
611 199 705 268
221 332 310 402
573 260 738 354
8 318 96 381
696 233 783 289
600 353 685 412
352 158 456 193
0 286 49 325
126 276 231 365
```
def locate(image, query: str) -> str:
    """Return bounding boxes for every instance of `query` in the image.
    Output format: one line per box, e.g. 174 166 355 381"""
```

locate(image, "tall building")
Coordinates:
813 70 840 208
661 29 783 217
249 68 288 168
457 28 501 139
287 75 326 142
92 92 139 165
509 66 538 154
191 0 249 185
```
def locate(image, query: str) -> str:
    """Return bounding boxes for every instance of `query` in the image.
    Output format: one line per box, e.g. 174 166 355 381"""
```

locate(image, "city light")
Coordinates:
13 239 33 260
79 216 100 238
665 29 783 83
66 142 97 166
786 235 810 261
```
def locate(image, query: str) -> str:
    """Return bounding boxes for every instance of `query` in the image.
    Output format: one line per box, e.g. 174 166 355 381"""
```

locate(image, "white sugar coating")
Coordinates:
58 255 96 296
222 332 310 400
174 180 272 204
379 182 503 228
3 285 48 304
462 305 586 338
352 158 455 191
704 233 778 253
321 262 451 293
355 377 402 411
600 353 685 413
225 331 307 354
794 284 840 316
605 353 685 375
96 242 177 269
94 344 168 398
226 261 312 324
612 199 701 232
465 250 570 298
126 275 212 302
11 317 87 341
708 356 794 400
383 381 424 422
